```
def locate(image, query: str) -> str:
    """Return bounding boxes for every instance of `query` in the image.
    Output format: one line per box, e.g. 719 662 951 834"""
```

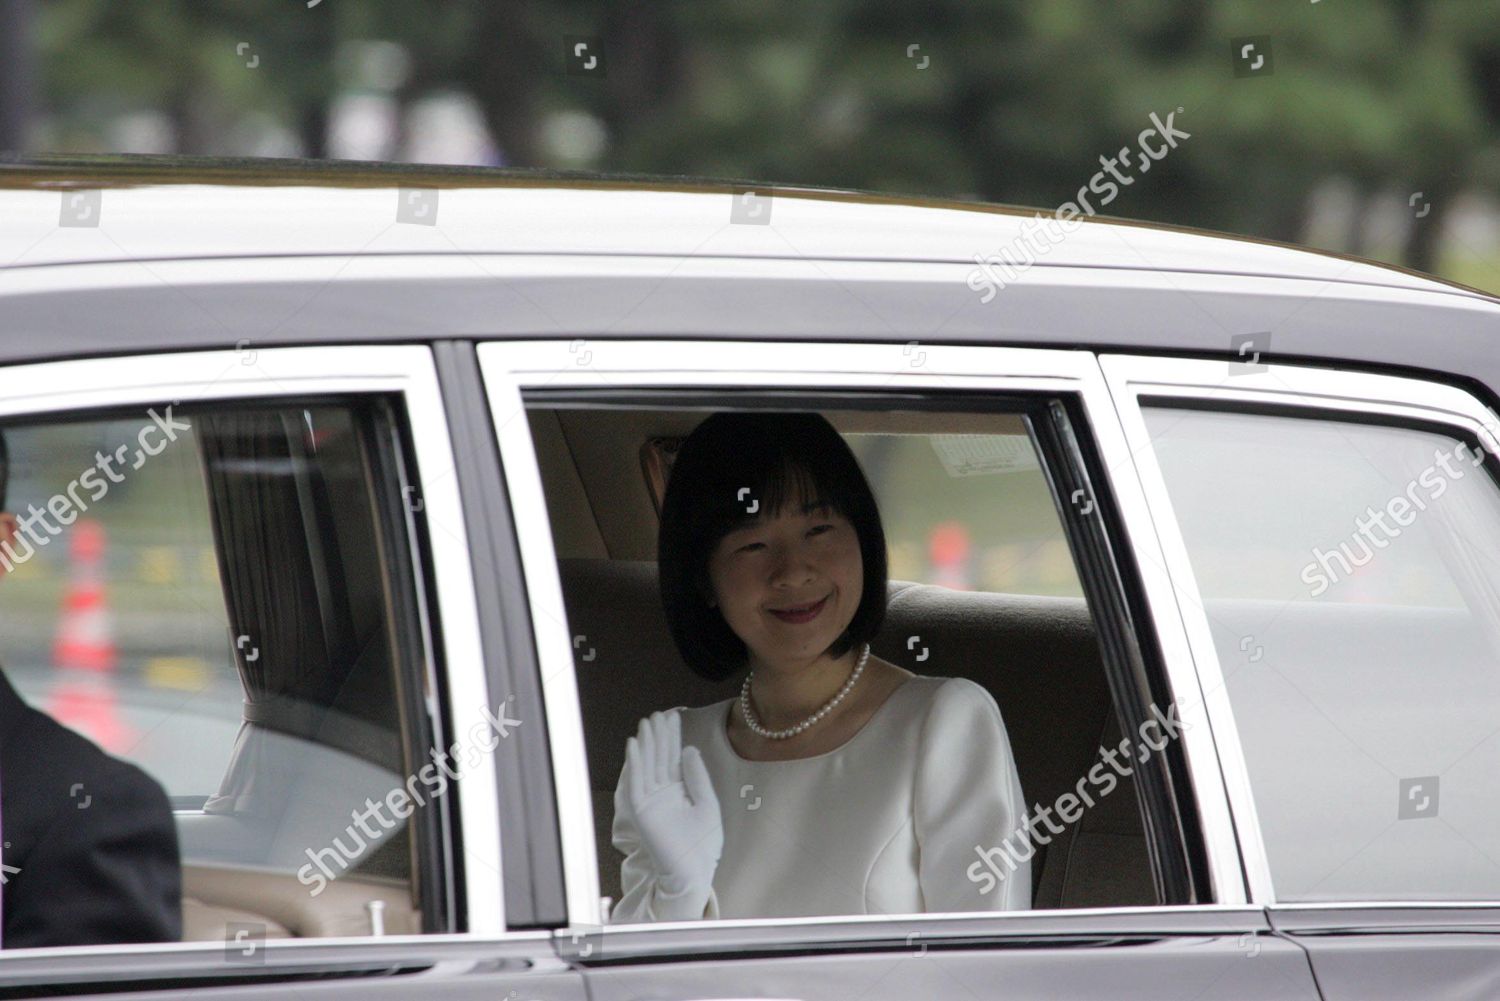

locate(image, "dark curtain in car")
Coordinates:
198 410 345 817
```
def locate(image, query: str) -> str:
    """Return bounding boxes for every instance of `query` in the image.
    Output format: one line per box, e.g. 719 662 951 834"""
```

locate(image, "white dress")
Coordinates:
609 674 1031 922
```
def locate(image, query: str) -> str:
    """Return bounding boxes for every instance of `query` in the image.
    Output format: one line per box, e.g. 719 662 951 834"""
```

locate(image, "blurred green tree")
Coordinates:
13 0 1500 287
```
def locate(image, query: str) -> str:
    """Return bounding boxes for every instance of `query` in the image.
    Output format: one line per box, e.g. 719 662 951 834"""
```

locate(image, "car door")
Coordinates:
0 344 583 999
1103 351 1500 1001
477 337 1323 1000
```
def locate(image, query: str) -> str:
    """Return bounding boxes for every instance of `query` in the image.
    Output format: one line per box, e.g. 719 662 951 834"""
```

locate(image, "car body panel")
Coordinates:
0 172 1472 297
0 252 1496 419
1272 907 1500 1001
569 908 1314 1001
0 934 582 1000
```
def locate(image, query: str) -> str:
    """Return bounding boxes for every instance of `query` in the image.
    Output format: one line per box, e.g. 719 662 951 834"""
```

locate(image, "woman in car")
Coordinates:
610 411 1031 922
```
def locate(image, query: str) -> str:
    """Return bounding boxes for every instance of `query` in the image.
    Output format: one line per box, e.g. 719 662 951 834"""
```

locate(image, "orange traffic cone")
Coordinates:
929 521 973 590
52 519 117 672
48 519 132 752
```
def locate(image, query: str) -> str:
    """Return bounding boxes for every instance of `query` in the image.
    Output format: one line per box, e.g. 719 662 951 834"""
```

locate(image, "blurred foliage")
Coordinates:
10 0 1500 284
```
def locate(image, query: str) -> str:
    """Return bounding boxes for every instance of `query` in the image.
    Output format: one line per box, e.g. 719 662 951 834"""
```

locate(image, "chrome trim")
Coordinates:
1272 900 1500 910
477 338 1248 926
589 901 1265 933
1099 352 1500 908
0 930 550 960
0 345 506 943
576 903 1274 952
0 930 560 980
1083 358 1248 906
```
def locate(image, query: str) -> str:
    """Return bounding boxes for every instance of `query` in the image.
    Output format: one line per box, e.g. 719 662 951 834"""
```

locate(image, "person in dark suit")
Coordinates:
0 433 181 947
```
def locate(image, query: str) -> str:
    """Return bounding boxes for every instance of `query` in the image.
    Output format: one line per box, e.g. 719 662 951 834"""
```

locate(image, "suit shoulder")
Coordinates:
9 703 170 808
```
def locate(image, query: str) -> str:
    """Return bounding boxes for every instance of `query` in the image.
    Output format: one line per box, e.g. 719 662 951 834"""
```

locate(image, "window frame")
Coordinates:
0 344 504 970
476 338 1249 943
1100 352 1500 908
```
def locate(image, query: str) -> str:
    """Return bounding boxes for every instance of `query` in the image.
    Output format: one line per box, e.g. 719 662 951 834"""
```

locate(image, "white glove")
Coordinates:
624 709 722 917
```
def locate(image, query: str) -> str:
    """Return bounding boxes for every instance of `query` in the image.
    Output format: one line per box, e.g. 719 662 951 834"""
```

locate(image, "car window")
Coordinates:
526 400 1188 925
1142 404 1500 902
0 398 452 948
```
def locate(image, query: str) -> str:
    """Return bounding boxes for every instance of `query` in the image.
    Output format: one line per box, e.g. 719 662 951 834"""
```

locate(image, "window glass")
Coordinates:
529 402 1173 925
1144 405 1500 901
0 418 238 800
0 399 443 949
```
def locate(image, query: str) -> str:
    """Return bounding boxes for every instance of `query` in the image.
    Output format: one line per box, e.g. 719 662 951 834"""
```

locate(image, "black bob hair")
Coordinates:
657 411 888 683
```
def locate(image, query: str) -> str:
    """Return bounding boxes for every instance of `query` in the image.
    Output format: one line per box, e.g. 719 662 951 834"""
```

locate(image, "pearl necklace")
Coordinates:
738 643 871 740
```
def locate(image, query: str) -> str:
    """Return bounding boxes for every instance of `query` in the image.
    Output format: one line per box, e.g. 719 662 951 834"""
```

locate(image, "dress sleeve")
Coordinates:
912 677 1031 912
607 726 721 923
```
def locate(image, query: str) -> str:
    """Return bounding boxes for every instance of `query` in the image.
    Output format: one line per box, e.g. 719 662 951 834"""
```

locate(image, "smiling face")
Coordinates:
704 480 864 674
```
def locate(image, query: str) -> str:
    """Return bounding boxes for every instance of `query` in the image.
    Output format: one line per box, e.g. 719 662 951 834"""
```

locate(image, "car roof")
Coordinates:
0 153 1484 300
1 154 1498 406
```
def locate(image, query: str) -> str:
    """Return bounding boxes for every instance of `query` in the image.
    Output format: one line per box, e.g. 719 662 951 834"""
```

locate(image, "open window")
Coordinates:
500 356 1211 928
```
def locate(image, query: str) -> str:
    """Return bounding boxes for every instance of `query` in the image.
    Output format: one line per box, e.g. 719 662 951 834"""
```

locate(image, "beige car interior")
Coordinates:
532 406 1156 913
177 720 423 941
182 865 419 940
